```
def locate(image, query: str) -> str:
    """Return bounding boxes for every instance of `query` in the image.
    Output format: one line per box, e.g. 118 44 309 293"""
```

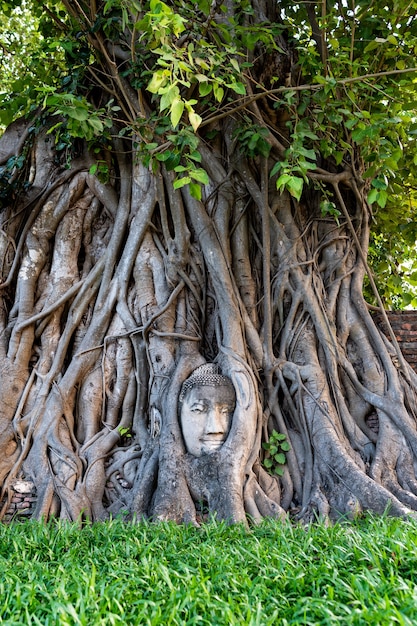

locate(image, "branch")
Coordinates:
306 2 327 69
201 67 417 128
14 279 85 332
261 156 273 366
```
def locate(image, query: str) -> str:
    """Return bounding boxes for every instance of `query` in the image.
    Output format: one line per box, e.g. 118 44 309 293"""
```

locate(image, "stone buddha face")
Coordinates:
179 364 236 457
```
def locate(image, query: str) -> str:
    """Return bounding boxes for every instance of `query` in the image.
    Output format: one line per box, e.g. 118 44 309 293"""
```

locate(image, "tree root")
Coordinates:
1 118 417 525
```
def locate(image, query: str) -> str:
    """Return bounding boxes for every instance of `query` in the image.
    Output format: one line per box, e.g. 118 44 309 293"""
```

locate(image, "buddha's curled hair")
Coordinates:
179 364 234 402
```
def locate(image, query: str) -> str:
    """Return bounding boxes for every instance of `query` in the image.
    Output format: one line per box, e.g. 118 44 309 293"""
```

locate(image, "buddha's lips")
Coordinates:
201 437 225 447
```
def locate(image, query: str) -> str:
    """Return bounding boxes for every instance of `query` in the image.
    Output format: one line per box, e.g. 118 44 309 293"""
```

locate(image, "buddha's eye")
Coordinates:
191 405 205 413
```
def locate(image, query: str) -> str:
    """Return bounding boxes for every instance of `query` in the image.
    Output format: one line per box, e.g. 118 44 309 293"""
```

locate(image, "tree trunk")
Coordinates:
1 0 417 525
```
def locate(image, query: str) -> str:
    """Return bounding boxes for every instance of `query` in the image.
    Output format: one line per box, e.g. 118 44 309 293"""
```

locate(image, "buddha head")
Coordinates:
179 364 236 457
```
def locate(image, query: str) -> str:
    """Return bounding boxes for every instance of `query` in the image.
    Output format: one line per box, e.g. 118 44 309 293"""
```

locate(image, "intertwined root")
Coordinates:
1 124 417 524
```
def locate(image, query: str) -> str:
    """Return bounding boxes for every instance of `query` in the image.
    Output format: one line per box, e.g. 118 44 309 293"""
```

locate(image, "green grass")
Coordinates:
0 515 417 625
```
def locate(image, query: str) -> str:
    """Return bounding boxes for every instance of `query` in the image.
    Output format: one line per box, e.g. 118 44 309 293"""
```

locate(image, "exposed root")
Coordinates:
1 110 417 527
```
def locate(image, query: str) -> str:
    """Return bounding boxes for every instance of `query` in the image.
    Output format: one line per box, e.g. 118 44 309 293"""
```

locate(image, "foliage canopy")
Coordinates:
1 0 417 305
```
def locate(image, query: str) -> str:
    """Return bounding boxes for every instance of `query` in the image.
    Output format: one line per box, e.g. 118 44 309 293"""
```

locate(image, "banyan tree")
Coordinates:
1 0 417 525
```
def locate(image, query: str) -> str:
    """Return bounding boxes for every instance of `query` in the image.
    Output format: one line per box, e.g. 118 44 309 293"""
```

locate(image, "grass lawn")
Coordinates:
0 514 416 625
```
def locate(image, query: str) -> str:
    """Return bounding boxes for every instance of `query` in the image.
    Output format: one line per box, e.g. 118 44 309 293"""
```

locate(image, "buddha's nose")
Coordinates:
205 407 224 434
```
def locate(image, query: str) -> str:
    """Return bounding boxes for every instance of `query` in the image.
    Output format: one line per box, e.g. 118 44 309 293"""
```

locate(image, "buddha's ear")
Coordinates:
231 370 252 411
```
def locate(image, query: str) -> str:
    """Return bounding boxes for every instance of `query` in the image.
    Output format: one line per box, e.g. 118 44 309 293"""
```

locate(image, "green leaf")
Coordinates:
367 188 379 205
376 189 388 208
190 168 209 185
270 161 282 178
273 432 287 441
351 127 368 143
242 31 262 50
298 147 316 162
301 130 319 141
68 107 89 121
230 58 240 73
364 39 384 53
276 174 304 201
164 152 181 170
196 0 210 13
345 118 358 130
213 83 224 102
188 150 202 162
160 85 179 112
371 178 388 190
248 133 260 150
147 70 168 94
189 182 202 200
170 98 184 128
88 117 104 133
199 81 212 97
173 176 191 189
155 150 173 162
276 173 292 191
274 453 286 465
229 81 246 95
280 441 291 452
189 111 202 132
263 458 273 468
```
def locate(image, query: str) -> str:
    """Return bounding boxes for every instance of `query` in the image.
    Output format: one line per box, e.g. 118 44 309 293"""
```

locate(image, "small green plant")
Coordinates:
89 160 110 184
117 426 132 439
262 429 290 476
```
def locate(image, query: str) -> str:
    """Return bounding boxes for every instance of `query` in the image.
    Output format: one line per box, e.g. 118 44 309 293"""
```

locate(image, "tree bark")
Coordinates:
1 1 417 525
